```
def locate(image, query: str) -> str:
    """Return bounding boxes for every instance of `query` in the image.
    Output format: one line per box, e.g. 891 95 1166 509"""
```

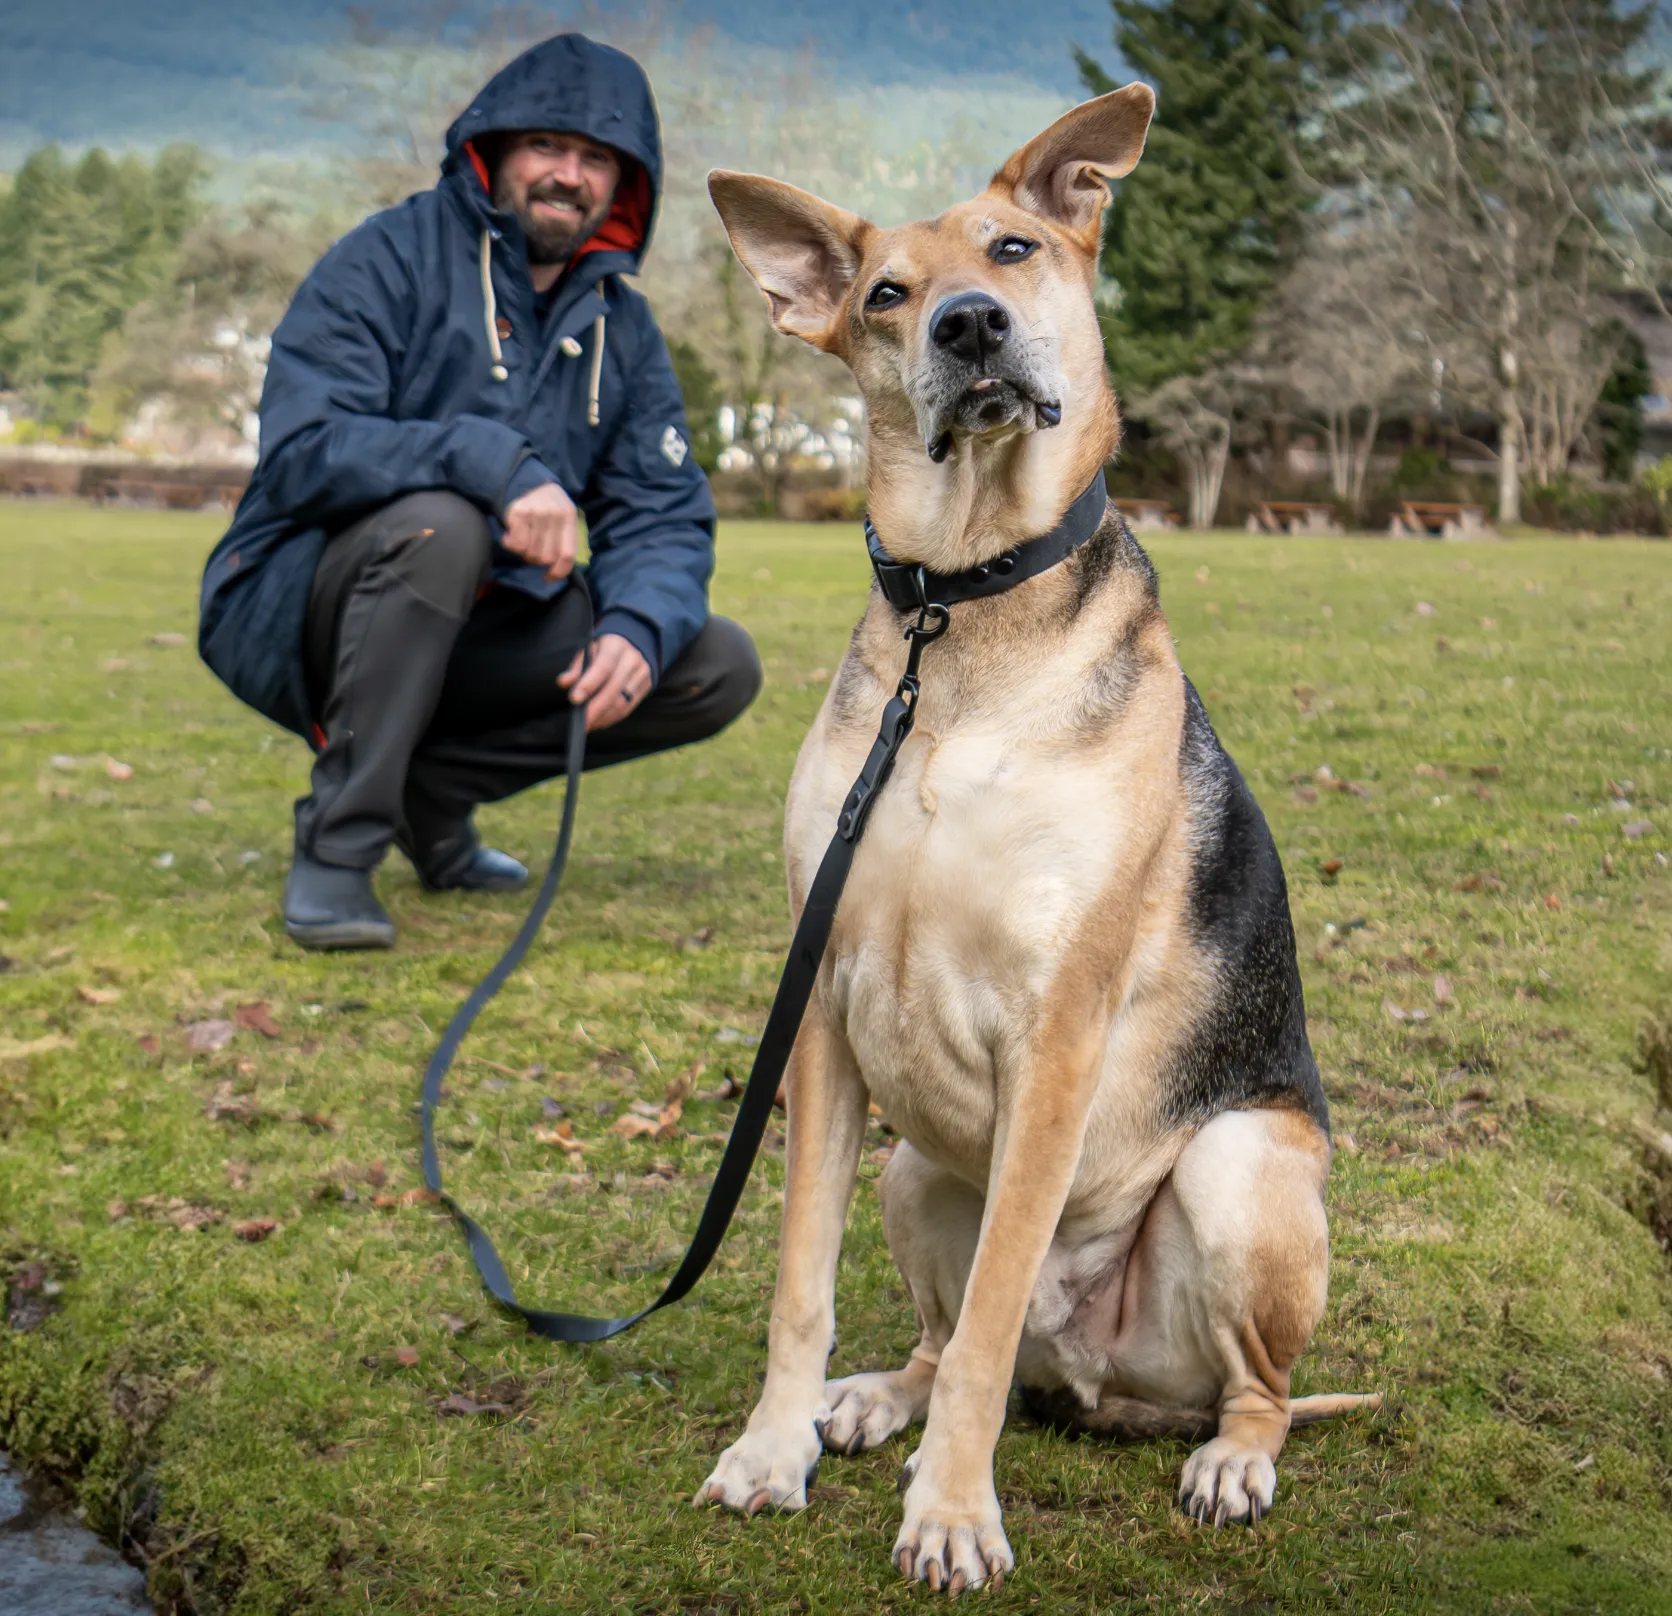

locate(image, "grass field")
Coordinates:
2 502 1670 1615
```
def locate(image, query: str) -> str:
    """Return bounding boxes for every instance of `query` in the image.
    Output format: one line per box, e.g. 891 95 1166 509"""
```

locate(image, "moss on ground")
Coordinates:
2 504 1669 1612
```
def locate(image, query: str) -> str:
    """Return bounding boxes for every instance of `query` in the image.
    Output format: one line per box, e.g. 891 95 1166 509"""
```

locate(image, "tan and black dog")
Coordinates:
697 86 1378 1592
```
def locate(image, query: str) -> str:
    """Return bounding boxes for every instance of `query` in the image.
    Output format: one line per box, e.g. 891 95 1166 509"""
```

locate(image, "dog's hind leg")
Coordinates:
1110 1106 1334 1527
822 1142 980 1456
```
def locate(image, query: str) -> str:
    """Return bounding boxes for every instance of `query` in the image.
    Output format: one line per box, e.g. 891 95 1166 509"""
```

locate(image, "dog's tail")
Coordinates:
1019 1385 1383 1442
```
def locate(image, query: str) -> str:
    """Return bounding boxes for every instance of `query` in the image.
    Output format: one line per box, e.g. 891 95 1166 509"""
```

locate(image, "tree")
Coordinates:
1077 0 1326 394
1260 226 1419 516
0 144 208 431
1320 0 1663 521
1130 365 1255 526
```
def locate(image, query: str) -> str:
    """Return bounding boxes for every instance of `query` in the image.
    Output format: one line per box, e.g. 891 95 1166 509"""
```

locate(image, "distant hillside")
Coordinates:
0 0 1126 162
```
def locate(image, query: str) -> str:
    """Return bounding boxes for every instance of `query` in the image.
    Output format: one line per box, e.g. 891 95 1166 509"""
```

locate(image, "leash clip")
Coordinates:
836 601 950 843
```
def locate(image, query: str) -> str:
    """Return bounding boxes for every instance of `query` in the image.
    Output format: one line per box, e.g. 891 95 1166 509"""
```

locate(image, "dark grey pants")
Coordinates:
296 490 762 870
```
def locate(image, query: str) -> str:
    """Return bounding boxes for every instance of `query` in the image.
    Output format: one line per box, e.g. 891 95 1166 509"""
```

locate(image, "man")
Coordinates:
197 34 761 950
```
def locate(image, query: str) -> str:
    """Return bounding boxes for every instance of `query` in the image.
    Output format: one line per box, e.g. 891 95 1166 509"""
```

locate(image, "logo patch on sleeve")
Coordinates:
660 425 689 468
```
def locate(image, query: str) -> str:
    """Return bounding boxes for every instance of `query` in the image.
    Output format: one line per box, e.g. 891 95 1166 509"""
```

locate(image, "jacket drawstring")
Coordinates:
587 312 605 427
481 227 604 426
480 231 508 383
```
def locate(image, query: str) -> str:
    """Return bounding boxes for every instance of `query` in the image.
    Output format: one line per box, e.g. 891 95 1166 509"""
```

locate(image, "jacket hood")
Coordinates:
442 33 661 270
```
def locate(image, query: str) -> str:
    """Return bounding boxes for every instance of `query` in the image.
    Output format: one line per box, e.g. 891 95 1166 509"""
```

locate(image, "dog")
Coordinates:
697 86 1378 1592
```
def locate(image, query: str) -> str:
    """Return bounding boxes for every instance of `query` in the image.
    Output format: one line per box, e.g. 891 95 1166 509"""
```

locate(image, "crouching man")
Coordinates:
196 34 761 949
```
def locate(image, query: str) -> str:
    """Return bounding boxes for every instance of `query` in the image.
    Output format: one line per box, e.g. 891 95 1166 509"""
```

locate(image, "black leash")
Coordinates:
418 473 1108 1342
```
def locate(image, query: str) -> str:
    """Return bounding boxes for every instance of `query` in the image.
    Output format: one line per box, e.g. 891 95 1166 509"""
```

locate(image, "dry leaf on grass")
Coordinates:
533 1121 587 1152
235 1001 281 1039
205 1083 259 1125
664 1060 703 1105
149 632 187 648
609 1113 659 1140
104 758 133 782
394 1346 420 1367
233 1218 280 1242
400 1187 440 1206
440 1314 470 1336
437 1393 510 1417
135 1196 224 1232
1433 974 1454 1006
76 985 120 1005
694 1074 743 1103
186 1019 236 1053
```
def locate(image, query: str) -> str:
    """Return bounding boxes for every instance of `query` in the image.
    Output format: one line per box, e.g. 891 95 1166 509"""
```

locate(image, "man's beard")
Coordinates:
495 176 611 265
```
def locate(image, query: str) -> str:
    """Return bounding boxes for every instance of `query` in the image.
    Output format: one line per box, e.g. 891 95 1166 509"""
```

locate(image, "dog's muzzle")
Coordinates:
920 292 1062 461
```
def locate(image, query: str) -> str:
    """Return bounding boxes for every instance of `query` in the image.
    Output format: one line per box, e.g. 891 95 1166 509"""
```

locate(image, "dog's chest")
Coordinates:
807 721 1124 1175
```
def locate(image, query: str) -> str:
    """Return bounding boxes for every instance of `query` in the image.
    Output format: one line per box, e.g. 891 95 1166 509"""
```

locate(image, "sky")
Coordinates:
0 0 1126 167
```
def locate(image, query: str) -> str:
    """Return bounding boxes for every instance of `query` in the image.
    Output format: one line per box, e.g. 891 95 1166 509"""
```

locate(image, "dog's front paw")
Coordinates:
695 1419 823 1516
1179 1437 1277 1526
892 1453 1014 1593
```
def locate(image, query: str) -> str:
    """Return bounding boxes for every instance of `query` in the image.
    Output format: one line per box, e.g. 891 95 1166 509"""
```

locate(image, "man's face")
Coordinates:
492 130 622 265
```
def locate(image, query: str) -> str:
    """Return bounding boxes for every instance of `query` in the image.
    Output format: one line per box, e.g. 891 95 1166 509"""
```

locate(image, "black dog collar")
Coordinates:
865 472 1109 613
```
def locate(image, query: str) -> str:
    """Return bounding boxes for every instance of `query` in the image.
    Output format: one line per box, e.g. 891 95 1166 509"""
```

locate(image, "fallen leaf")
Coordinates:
1414 763 1447 781
1470 764 1503 779
665 1061 702 1106
655 1097 684 1141
1319 858 1343 879
1602 853 1615 878
1453 873 1504 893
440 1314 470 1336
149 632 187 648
371 1194 400 1209
400 1187 440 1206
190 798 214 815
1622 820 1653 840
1433 974 1453 1006
695 1074 744 1103
136 1034 159 1056
76 985 120 1005
234 1001 281 1039
1293 785 1319 804
1544 893 1561 910
1383 998 1407 1023
437 1393 509 1417
533 1124 587 1152
135 1196 224 1232
394 1345 420 1367
1414 600 1436 617
205 1083 258 1125
186 1019 237 1053
286 1110 335 1132
233 1218 280 1242
104 758 133 781
223 1159 252 1190
107 1199 129 1221
610 1113 659 1140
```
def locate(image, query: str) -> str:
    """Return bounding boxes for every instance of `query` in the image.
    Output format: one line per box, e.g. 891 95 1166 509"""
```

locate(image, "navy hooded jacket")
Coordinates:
197 34 716 740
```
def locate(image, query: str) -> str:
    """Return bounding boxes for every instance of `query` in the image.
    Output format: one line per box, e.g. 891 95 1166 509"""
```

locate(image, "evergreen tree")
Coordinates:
0 143 206 431
1077 0 1323 392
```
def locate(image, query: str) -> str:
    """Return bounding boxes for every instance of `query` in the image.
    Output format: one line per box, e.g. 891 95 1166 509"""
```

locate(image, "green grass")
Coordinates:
2 503 1670 1614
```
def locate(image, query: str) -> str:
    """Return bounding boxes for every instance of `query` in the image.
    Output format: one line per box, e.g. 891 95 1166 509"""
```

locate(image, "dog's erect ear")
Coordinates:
990 85 1156 252
707 171 873 351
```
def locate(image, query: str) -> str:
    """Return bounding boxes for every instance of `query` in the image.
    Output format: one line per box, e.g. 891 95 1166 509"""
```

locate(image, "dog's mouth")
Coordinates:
925 377 1063 463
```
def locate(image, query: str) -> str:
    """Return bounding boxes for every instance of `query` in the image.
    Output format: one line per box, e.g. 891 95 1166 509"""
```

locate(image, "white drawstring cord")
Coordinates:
480 231 508 382
587 312 605 427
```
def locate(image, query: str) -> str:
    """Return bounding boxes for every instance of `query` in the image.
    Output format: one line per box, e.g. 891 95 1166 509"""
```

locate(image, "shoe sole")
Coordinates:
285 919 396 951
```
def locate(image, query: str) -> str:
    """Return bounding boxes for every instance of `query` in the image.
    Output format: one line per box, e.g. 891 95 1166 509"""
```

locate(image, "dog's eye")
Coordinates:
865 281 907 310
991 236 1037 264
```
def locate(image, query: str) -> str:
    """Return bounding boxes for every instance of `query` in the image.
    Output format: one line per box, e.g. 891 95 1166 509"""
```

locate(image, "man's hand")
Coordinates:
502 481 579 580
560 633 652 731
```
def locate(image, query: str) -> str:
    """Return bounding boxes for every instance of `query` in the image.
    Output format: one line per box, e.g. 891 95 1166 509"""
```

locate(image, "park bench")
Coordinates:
1112 496 1177 530
1246 499 1343 536
1389 499 1492 538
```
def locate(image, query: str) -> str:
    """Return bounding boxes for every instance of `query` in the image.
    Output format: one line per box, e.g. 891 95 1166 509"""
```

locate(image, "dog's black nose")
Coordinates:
930 292 1010 363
